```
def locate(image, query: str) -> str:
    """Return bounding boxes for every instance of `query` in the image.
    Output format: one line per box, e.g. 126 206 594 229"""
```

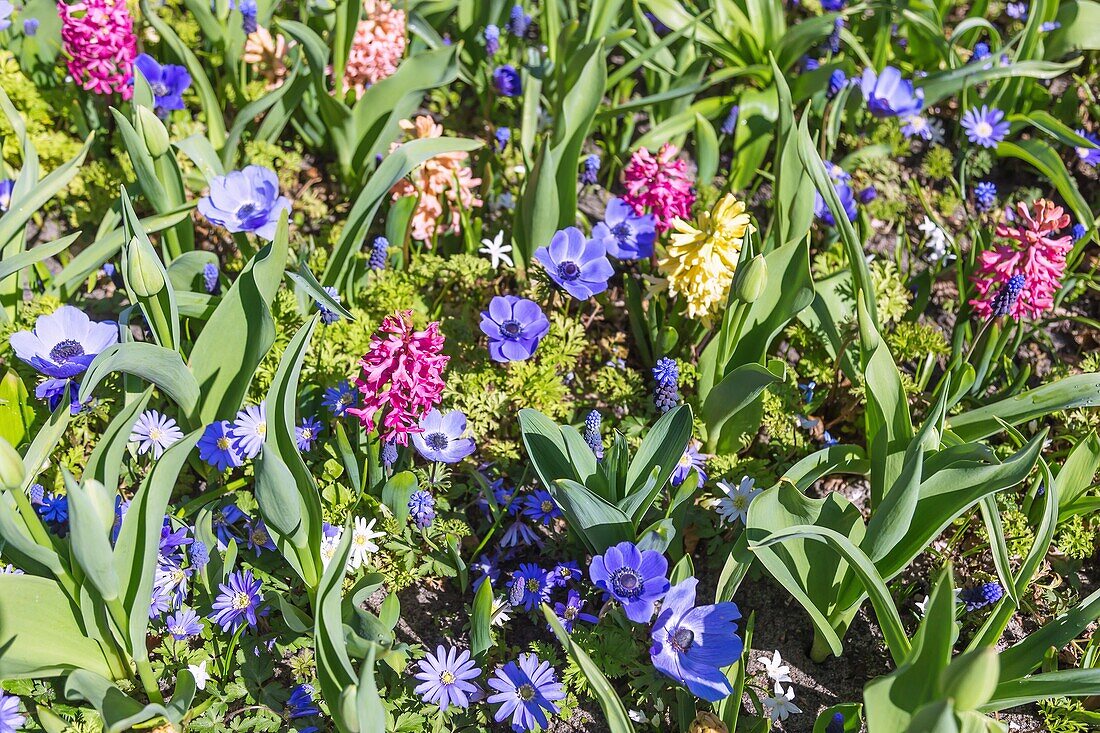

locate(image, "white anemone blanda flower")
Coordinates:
130 410 184 458
712 476 761 525
347 516 384 570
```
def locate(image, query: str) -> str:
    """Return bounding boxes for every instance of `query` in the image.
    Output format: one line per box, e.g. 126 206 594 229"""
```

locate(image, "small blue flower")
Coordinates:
190 539 210 570
1006 1 1027 17
535 227 614 300
487 654 565 732
858 66 924 118
483 23 500 55
958 581 1004 611
858 186 877 204
495 126 511 152
244 516 276 556
239 0 257 33
653 357 680 413
315 286 343 325
480 295 550 362
591 198 656 260
549 561 582 588
287 683 320 719
230 402 266 459
209 569 264 632
0 0 14 31
579 153 600 185
23 17 38 35
369 236 389 270
1075 129 1100 166
814 163 858 226
553 589 598 632
381 440 398 466
583 410 603 459
798 380 816 404
294 416 322 451
492 65 522 96
671 442 708 488
803 56 820 71
1040 20 1060 31
507 4 531 36
720 105 740 135
827 69 848 99
408 490 436 529
37 493 69 535
501 518 540 547
522 489 561 525
202 262 220 294
134 54 192 114
961 105 1009 148
198 420 244 472
323 380 358 418
472 553 501 590
821 0 845 10
975 181 998 212
990 273 1026 318
0 180 10 213
414 646 482 711
508 563 550 610
1072 223 1087 241
826 713 846 733
166 606 203 639
972 42 990 60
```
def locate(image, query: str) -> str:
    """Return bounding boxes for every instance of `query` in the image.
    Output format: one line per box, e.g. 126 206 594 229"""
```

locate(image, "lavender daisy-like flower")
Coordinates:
480 295 550 362
129 410 184 459
487 654 565 732
322 380 357 417
134 53 191 114
508 563 550 610
414 645 482 711
961 106 1009 148
534 226 614 300
650 576 743 701
231 402 266 459
198 420 243 471
210 569 263 633
244 516 276 556
501 518 540 548
591 198 657 260
857 66 924 118
212 502 245 548
412 409 476 463
9 306 118 379
522 489 561 525
713 476 761 525
492 64 522 96
1075 129 1100 166
549 560 581 588
671 441 708 488
295 416 323 451
197 165 291 241
590 541 670 622
553 589 598 632
0 689 26 733
166 606 203 639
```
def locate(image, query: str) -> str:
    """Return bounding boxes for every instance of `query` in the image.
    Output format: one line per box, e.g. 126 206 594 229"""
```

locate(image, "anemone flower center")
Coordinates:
525 577 541 592
611 221 633 244
426 432 449 451
499 319 524 339
217 436 232 450
975 122 993 138
231 591 252 610
564 605 578 620
252 528 269 545
517 683 536 701
670 627 695 653
440 671 456 685
148 427 165 442
557 261 581 282
609 567 644 599
151 82 169 97
237 202 258 219
50 339 85 362
541 500 554 513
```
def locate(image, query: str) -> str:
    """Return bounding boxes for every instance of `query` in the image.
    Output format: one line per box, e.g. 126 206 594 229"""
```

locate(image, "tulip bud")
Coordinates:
135 104 171 158
0 437 25 491
689 711 729 733
940 647 999 710
734 254 768 303
125 236 166 297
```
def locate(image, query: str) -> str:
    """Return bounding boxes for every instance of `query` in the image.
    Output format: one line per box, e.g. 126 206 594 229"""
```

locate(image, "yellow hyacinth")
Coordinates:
659 194 755 320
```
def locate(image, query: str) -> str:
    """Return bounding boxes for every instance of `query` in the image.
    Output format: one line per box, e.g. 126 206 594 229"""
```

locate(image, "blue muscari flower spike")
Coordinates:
1072 223 1087 241
1040 20 1060 31
190 539 210 570
369 236 389 270
507 4 531 36
827 69 847 98
408 490 436 529
972 41 991 60
28 483 44 504
495 126 511 152
579 153 600 185
203 262 220 294
720 105 739 135
803 56 820 71
583 410 603 459
975 181 997 212
24 17 39 35
826 713 845 733
826 17 844 53
484 23 500 55
239 0 257 33
381 440 398 466
652 358 680 413
959 581 1004 611
990 273 1026 317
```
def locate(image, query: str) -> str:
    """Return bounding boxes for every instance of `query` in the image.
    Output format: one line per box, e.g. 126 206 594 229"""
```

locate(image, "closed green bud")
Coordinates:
0 437 25 491
135 105 171 158
734 254 768 303
940 647 999 710
126 236 165 297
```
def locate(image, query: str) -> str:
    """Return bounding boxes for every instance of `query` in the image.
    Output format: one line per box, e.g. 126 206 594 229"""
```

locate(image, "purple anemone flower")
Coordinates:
10 306 118 379
553 589 598 632
508 563 550 610
650 577 743 701
591 198 657 260
322 380 357 417
813 163 858 226
480 295 550 362
487 654 565 732
549 560 581 588
858 66 924 118
534 226 614 300
197 165 291 241
0 689 26 733
166 606 203 639
244 516 276 556
412 409 476 463
414 645 482 711
590 541 670 623
1075 129 1100 166
0 179 12 212
961 106 1009 148
295 416 323 451
671 442 708 488
209 569 264 633
198 420 244 472
522 489 561 525
134 54 191 114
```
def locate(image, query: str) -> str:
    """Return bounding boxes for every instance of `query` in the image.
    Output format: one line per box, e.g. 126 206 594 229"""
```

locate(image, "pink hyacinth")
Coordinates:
969 199 1073 320
59 0 138 100
343 0 407 97
347 311 449 445
621 144 696 232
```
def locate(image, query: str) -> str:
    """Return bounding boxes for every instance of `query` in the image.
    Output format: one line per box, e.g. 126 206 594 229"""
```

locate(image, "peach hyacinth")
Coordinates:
343 0 407 97
390 116 482 243
243 27 291 90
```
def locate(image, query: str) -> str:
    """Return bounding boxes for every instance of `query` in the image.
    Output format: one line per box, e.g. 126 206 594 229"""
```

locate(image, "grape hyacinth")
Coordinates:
720 105 739 135
483 23 500 55
369 236 389 270
408 490 436 528
495 126 511 152
652 357 680 413
989 273 1027 318
315 286 343 325
584 410 604 459
958 581 1004 611
492 64 522 96
580 153 600 185
975 181 997 211
507 4 531 36
202 262 220 294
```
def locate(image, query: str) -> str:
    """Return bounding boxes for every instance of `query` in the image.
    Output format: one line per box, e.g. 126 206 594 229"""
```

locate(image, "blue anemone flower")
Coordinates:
590 541 670 622
508 563 550 610
961 106 1010 148
134 54 191 114
591 198 656 260
480 295 550 362
487 654 565 732
534 227 614 300
9 306 118 379
198 421 244 472
858 66 924 118
197 165 291 241
492 65 522 96
322 380 358 417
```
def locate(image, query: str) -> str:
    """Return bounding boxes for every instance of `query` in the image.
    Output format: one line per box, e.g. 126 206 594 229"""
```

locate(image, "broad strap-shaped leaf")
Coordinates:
0 233 80 283
997 587 1100 681
79 343 200 425
624 404 692 506
64 669 191 733
550 478 634 554
519 408 577 489
946 373 1100 441
982 669 1100 712
702 363 783 453
780 445 869 490
84 388 152 494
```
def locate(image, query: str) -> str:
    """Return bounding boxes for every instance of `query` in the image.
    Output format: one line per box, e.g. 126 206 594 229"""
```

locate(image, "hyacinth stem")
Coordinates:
107 596 165 704
809 628 835 663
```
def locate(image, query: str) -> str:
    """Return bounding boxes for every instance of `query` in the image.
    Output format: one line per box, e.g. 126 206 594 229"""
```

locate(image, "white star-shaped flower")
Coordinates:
347 516 384 571
758 650 792 683
479 231 514 269
188 660 210 691
712 476 761 525
763 683 802 722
